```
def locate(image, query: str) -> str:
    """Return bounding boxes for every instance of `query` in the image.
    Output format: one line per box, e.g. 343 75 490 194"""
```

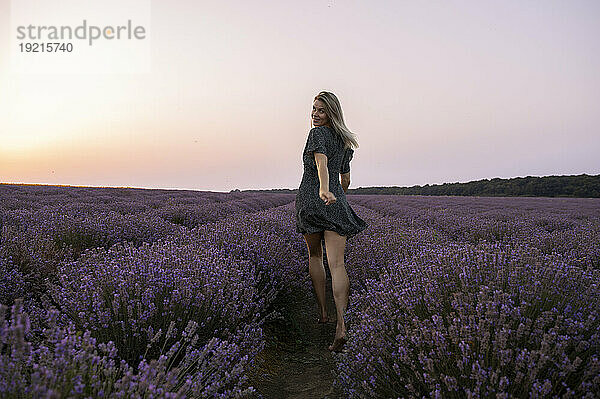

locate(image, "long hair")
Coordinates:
311 91 359 150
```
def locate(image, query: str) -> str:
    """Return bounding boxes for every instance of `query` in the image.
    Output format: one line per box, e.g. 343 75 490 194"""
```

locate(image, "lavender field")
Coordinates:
1 184 599 398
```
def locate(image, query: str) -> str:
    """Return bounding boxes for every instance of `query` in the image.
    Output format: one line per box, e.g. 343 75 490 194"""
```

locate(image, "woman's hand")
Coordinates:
319 189 336 205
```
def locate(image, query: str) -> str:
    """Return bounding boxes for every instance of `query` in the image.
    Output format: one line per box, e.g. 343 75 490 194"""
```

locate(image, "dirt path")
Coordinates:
248 269 346 399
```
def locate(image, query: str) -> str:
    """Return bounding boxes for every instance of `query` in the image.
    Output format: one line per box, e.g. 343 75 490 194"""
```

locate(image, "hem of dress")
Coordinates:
296 226 365 239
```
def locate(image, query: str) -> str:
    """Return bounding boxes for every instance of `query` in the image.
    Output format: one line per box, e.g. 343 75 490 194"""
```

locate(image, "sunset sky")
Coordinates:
1 0 599 192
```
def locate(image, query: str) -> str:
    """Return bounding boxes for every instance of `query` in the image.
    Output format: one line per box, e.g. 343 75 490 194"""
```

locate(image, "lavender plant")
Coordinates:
334 241 600 398
49 239 273 369
0 298 260 398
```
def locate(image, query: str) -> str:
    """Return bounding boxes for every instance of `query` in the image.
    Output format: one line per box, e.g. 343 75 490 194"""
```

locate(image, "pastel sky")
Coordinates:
1 0 599 192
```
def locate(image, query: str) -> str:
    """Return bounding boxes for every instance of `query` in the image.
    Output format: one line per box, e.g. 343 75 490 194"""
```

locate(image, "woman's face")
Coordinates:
311 99 330 127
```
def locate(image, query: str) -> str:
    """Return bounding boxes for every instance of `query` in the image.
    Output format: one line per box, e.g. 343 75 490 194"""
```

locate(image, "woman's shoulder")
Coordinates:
309 125 330 135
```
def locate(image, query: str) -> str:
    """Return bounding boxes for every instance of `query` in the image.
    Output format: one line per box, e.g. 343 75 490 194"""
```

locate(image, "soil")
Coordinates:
247 267 347 399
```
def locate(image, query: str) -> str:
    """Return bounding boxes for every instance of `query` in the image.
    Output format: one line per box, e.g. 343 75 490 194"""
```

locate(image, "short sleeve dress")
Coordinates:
295 125 368 239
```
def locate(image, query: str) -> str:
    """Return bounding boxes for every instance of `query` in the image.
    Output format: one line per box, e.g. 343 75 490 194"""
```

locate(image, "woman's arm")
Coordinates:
314 152 330 192
314 152 336 204
341 172 350 193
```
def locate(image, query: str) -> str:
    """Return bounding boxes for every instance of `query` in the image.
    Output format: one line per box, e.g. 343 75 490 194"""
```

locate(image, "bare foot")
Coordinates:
317 315 332 324
328 334 347 352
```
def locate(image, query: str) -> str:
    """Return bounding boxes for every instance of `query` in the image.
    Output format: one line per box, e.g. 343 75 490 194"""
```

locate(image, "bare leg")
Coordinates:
323 230 348 351
303 232 328 321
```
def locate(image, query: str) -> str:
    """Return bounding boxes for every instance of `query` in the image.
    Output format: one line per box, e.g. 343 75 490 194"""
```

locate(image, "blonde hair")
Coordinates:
312 91 359 150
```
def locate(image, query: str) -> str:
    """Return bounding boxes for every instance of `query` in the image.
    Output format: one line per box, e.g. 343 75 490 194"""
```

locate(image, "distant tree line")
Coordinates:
350 174 599 198
241 174 600 198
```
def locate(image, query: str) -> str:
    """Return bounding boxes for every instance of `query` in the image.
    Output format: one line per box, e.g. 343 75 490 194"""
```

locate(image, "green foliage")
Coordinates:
349 174 600 198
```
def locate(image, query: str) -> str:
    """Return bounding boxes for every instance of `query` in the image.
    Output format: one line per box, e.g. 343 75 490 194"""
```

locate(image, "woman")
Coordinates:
295 91 368 352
